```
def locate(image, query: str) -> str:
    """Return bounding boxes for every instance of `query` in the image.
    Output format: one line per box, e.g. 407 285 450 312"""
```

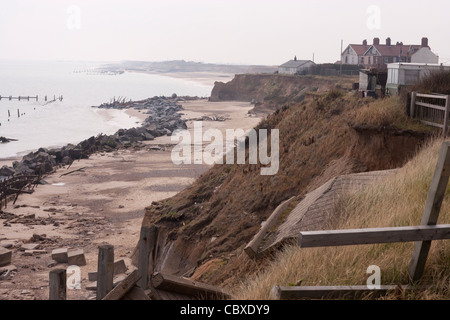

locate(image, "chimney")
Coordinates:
363 39 367 46
386 37 391 46
373 37 380 45
421 37 429 47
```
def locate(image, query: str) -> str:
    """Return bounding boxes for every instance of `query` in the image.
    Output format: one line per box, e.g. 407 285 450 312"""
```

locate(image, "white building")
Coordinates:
386 63 450 95
278 58 315 75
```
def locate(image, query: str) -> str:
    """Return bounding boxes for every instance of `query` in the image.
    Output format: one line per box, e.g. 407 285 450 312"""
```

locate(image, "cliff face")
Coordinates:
138 83 433 288
210 74 355 114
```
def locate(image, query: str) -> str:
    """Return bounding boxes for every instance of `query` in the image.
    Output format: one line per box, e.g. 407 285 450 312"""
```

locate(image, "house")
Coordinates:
341 40 371 66
386 63 450 95
278 57 315 75
342 37 439 69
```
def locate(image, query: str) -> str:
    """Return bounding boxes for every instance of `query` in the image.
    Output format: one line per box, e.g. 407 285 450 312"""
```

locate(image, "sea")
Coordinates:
0 60 213 160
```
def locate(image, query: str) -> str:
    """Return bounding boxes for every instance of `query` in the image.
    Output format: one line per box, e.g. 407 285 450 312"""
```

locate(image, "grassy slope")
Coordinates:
142 86 436 290
236 138 450 300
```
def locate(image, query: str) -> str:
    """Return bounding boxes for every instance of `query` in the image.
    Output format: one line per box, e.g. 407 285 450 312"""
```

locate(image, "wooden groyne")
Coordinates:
0 95 63 102
0 174 39 210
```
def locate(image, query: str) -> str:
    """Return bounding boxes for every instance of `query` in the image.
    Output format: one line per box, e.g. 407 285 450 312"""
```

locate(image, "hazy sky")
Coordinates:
1 0 449 65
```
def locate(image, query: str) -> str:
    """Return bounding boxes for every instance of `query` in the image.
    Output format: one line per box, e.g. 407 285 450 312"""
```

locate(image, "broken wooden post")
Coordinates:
409 141 450 282
102 270 141 300
49 269 67 300
444 95 450 135
410 91 417 118
138 226 158 290
244 197 296 258
96 244 114 300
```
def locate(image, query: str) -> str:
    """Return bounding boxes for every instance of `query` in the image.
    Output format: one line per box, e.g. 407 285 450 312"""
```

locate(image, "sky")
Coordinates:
1 0 450 65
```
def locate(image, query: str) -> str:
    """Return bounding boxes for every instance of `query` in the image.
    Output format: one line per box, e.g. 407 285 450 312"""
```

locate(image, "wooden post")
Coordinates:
49 269 67 300
244 197 296 258
409 141 450 282
138 226 158 290
444 95 450 136
410 91 417 118
96 245 114 300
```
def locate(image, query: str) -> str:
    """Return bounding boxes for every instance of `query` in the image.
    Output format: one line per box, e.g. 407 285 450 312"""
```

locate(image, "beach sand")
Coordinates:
0 99 261 300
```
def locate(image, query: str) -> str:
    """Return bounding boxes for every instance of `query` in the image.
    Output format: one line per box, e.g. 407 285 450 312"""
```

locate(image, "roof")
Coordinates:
279 60 313 68
348 44 371 56
365 44 423 57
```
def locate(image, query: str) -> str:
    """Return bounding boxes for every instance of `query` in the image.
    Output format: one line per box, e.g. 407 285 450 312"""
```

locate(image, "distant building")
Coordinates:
278 57 315 75
342 37 439 69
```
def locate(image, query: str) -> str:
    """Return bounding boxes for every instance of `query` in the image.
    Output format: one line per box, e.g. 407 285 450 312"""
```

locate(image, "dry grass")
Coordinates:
352 95 435 132
235 138 450 300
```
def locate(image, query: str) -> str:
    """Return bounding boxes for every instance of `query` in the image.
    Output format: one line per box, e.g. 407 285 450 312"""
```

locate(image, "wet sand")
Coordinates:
0 99 261 300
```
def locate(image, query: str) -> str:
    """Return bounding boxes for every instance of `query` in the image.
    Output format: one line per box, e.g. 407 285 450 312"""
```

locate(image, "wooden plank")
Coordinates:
298 224 450 248
420 120 444 129
416 93 448 100
416 101 446 111
122 286 151 300
409 142 450 282
102 270 141 300
96 245 114 300
152 272 231 300
244 197 296 258
0 247 12 267
272 285 412 300
49 269 67 300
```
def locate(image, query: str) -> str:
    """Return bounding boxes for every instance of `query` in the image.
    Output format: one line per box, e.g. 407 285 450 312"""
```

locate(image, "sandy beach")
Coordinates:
0 99 261 300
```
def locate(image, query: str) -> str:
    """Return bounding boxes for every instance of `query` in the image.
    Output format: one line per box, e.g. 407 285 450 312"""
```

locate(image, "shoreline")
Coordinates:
0 99 261 300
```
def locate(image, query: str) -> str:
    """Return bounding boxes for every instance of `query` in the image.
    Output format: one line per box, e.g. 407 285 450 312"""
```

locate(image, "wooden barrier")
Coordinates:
272 285 413 300
410 92 450 135
96 245 114 300
280 141 450 299
298 225 450 248
49 269 67 300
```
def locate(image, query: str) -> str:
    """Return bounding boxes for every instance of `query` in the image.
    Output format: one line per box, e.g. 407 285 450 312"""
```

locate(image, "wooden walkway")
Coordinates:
256 169 398 255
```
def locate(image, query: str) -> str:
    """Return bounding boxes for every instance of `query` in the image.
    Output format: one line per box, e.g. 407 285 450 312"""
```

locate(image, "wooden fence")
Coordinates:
273 141 450 299
0 174 39 209
410 92 450 135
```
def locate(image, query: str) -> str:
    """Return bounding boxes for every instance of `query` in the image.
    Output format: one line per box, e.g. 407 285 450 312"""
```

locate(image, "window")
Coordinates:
393 57 397 63
384 57 389 64
368 57 371 64
360 57 364 64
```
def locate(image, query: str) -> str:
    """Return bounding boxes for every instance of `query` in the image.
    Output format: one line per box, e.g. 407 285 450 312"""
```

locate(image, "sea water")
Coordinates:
0 60 212 159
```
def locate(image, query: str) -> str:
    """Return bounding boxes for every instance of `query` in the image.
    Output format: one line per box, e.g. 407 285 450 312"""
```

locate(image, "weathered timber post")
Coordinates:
444 95 450 136
49 269 67 300
138 226 158 290
97 244 114 300
410 91 417 118
409 141 450 281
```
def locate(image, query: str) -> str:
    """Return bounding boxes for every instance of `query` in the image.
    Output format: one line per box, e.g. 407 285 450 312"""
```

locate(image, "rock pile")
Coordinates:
1 96 188 178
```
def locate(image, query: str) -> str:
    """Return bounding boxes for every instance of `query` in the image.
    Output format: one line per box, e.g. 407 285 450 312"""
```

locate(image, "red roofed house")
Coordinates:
342 37 439 69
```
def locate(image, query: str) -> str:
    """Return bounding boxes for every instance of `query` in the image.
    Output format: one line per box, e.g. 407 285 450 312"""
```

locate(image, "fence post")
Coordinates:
96 245 114 300
49 269 67 300
444 95 450 136
409 141 450 281
138 226 158 290
410 92 417 118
